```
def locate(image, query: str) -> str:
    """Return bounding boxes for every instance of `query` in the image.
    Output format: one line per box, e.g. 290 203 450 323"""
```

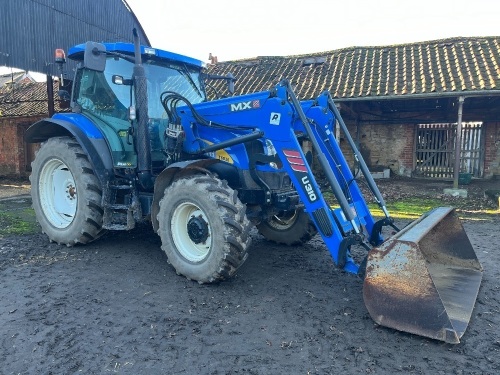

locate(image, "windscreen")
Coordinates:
74 56 206 120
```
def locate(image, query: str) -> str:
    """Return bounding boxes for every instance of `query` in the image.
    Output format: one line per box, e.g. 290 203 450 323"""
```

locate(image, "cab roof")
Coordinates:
68 42 205 69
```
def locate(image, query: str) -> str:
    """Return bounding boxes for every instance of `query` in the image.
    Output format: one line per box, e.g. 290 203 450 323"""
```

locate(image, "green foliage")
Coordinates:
369 198 444 219
0 208 39 237
324 192 498 221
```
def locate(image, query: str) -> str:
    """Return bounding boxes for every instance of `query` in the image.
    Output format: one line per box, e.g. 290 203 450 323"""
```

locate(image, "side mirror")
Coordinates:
83 42 106 72
57 89 71 109
112 75 133 86
57 89 71 101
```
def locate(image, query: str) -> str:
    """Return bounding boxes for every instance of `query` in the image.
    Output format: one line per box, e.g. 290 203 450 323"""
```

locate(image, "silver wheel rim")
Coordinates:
38 158 77 229
171 202 212 263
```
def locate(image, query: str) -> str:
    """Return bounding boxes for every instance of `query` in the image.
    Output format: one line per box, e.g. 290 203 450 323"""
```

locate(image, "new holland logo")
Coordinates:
230 100 260 112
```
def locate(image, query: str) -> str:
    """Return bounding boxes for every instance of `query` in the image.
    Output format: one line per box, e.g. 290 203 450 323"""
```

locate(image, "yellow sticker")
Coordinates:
202 139 234 164
215 149 233 164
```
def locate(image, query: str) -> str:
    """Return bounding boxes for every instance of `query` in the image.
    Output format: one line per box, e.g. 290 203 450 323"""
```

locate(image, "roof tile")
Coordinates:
0 81 65 117
207 36 500 100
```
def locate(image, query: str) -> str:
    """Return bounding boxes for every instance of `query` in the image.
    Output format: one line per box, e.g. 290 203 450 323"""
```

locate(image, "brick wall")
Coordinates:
1 116 498 180
342 122 415 177
0 116 42 176
483 121 500 178
341 121 500 179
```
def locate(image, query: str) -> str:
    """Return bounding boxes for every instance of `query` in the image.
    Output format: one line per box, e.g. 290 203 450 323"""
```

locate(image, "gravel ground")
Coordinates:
0 177 30 200
0 176 498 374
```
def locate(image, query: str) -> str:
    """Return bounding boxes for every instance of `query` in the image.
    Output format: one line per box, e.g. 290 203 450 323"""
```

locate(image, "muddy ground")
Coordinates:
0 177 499 374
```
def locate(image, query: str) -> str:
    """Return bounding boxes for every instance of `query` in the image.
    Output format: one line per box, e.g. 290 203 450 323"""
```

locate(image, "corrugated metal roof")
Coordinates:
0 0 150 76
207 37 500 100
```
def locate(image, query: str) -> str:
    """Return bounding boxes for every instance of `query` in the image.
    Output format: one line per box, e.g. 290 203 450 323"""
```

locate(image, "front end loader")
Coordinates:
169 80 483 343
26 35 482 344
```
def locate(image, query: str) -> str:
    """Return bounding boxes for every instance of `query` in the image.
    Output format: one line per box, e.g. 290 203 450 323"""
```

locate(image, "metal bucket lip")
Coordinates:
394 206 454 242
363 206 483 343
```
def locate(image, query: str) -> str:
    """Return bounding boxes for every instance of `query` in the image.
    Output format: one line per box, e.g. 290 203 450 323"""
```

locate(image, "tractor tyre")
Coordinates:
30 137 106 246
157 175 251 283
256 208 317 245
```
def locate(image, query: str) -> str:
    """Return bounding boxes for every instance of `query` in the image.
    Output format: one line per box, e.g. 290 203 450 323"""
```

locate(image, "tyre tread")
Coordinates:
158 175 251 283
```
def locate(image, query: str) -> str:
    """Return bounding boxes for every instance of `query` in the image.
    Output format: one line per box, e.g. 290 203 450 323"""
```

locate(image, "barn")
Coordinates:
0 0 149 177
0 2 499 183
206 36 500 181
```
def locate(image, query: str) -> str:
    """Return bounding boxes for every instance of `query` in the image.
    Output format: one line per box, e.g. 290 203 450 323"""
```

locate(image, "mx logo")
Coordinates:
230 100 260 112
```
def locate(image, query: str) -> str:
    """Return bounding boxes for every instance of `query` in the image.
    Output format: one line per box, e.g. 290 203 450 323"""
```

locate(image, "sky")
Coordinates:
125 0 500 63
1 0 498 79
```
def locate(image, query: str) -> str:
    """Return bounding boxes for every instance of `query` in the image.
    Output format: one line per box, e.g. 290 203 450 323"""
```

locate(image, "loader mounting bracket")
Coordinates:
338 233 364 269
369 217 400 246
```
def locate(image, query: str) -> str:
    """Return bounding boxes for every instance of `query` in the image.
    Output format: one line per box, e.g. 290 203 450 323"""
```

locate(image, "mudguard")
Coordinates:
151 159 219 232
25 114 113 186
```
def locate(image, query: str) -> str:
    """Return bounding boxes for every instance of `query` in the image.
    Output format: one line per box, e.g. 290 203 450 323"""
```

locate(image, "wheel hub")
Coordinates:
187 214 209 244
66 184 76 200
269 210 298 230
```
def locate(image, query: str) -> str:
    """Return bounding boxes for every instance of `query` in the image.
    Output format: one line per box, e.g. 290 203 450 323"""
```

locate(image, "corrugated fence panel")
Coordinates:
1 0 150 76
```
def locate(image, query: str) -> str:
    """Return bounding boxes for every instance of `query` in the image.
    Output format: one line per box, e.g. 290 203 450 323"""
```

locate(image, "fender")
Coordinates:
151 159 220 232
25 115 114 186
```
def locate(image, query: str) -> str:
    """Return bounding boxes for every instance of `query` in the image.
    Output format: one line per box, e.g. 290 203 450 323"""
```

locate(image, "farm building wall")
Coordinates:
0 116 41 177
484 121 500 178
341 122 415 177
341 121 500 179
1 117 498 180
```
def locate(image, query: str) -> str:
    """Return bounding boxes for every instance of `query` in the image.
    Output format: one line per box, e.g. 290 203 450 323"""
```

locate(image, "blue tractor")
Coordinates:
26 32 483 344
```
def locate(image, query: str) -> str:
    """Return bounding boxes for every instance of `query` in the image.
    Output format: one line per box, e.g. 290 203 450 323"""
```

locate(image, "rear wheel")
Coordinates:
157 175 251 283
257 208 317 245
30 137 105 245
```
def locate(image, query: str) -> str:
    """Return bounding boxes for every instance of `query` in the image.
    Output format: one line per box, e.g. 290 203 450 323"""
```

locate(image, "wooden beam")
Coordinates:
453 96 465 189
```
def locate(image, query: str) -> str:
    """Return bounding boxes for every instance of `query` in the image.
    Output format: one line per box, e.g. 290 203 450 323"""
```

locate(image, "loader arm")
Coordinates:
265 81 376 272
173 80 482 344
281 82 482 343
174 80 379 273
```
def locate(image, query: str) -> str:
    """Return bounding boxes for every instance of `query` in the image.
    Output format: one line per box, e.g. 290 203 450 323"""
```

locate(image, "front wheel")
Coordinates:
30 137 105 246
157 175 252 283
256 208 317 245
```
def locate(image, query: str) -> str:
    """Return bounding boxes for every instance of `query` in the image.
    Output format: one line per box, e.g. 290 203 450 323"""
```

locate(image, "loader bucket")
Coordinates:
363 207 483 344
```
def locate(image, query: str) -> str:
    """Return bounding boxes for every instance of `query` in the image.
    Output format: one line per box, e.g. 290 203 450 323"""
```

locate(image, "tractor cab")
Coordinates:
63 42 207 170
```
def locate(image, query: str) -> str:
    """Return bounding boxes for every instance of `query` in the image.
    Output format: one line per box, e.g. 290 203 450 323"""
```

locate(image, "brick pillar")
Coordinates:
483 121 500 178
398 124 416 176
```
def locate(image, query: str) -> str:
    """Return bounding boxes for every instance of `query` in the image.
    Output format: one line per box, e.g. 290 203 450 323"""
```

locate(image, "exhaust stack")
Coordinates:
132 28 153 189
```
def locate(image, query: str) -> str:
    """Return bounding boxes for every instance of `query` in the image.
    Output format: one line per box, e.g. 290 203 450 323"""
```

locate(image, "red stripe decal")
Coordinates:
283 149 308 172
283 150 301 158
287 157 304 165
290 164 308 172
